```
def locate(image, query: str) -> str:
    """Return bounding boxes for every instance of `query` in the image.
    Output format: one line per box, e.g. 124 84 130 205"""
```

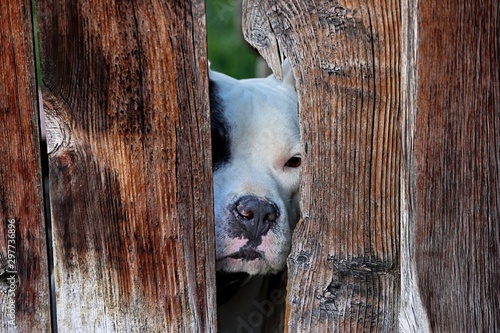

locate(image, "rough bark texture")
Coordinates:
0 1 51 332
36 0 216 331
243 0 401 331
408 0 500 331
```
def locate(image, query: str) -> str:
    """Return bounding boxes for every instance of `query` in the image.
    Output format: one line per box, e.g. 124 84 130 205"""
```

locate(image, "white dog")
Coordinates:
210 61 300 332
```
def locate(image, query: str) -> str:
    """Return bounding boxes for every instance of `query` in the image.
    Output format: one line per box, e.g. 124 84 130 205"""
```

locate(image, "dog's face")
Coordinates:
210 65 300 275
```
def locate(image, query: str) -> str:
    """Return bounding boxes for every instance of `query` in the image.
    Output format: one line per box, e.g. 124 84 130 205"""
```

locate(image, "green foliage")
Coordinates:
206 0 258 79
32 0 42 86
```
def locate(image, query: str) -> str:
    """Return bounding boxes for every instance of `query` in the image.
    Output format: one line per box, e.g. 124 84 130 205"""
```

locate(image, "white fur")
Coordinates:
210 63 300 275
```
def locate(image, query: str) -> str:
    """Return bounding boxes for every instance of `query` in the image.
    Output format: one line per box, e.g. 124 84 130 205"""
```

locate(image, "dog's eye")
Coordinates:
285 156 302 168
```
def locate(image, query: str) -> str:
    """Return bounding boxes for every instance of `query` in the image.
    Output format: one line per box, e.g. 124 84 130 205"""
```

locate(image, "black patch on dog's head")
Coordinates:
209 79 231 170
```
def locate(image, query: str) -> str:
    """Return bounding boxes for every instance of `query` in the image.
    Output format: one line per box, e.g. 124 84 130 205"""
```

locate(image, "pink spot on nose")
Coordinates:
238 208 254 219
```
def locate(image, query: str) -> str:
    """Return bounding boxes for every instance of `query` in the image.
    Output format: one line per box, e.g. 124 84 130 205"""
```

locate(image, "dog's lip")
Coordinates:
223 249 263 261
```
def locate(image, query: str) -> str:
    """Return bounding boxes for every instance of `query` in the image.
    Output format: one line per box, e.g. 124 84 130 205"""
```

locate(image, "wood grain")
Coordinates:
409 0 500 331
243 0 401 331
399 0 431 330
37 0 215 331
0 0 51 332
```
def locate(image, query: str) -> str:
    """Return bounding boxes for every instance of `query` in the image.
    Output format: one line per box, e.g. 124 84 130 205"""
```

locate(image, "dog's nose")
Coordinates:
234 196 279 239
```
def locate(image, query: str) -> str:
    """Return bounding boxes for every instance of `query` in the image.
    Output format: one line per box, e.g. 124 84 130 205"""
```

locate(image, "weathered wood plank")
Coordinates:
398 0 431 330
0 0 51 332
37 0 215 331
243 0 401 331
408 0 500 331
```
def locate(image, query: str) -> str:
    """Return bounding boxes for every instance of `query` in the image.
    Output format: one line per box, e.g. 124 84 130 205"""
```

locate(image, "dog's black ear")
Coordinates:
209 79 231 170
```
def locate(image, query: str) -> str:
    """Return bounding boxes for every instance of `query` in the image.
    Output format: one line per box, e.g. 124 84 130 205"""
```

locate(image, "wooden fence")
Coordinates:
0 0 498 332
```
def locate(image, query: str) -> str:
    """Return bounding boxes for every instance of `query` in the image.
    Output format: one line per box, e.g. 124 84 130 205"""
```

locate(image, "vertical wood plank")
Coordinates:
36 0 215 331
0 0 51 332
399 0 431 330
409 0 500 331
243 0 401 331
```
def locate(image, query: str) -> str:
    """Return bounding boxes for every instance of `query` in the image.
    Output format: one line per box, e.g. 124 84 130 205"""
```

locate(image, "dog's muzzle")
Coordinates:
228 195 280 243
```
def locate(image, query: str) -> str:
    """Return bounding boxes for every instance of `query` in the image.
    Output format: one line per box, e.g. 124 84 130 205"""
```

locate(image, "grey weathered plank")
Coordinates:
243 0 401 331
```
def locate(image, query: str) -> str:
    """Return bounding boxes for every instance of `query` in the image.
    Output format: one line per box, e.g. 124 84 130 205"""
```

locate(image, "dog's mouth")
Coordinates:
216 241 281 274
225 248 263 261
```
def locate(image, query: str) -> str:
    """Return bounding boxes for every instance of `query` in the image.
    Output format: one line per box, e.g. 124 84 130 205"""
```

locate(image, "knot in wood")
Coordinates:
250 28 270 48
55 150 76 170
294 251 310 266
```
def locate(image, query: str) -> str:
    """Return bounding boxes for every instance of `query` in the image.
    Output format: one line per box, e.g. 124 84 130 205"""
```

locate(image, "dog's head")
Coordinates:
210 62 300 275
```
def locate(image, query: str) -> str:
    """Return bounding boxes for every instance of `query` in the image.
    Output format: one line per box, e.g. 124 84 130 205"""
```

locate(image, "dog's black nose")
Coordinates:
234 196 279 239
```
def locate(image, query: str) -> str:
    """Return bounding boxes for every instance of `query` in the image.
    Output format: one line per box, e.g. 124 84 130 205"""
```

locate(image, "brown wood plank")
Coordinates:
243 0 401 331
36 0 215 331
0 0 51 332
409 0 500 331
